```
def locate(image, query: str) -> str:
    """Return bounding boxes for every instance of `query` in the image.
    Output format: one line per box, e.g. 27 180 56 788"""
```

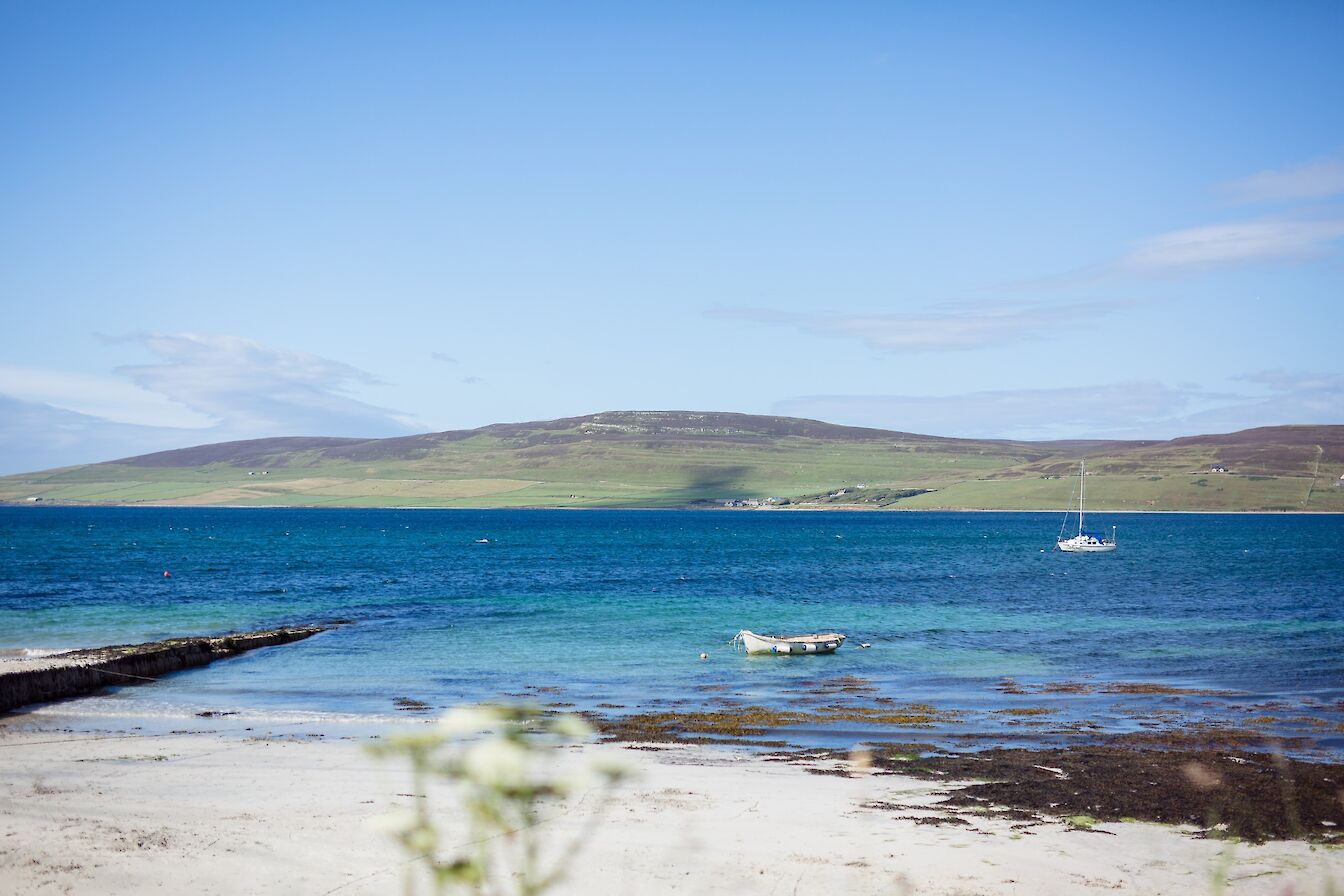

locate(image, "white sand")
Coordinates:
1 720 1339 895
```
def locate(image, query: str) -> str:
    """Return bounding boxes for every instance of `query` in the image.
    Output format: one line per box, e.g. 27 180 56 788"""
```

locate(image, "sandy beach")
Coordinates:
2 713 1341 896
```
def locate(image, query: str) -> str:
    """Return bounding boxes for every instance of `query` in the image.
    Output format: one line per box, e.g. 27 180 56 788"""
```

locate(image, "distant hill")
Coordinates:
2 411 1341 512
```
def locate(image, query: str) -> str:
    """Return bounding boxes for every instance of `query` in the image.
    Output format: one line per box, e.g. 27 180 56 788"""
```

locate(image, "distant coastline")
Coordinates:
4 501 1342 514
3 412 1340 513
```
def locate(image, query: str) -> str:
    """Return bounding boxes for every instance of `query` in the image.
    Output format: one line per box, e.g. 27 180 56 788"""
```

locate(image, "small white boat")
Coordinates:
1057 531 1115 552
733 629 846 655
1056 460 1116 553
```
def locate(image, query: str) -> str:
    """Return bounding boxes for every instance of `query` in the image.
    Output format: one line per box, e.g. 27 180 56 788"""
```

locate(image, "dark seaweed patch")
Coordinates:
869 744 1344 844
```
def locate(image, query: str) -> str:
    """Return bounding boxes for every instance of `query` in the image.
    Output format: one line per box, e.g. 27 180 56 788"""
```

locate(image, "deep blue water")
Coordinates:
2 507 1341 751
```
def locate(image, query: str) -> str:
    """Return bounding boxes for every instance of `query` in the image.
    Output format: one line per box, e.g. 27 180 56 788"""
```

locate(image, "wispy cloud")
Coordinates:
0 364 215 429
773 371 1342 441
1113 216 1344 275
774 382 1209 441
430 352 459 364
1237 368 1344 394
1220 155 1344 204
1172 368 1344 434
0 394 205 475
115 332 420 437
1039 154 1344 283
711 299 1124 353
0 333 423 473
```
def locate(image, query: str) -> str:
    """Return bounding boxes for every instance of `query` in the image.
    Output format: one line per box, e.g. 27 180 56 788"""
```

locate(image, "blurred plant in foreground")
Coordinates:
369 704 627 896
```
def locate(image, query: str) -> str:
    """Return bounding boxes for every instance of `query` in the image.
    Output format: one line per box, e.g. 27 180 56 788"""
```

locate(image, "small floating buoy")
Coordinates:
162 571 171 578
698 652 708 660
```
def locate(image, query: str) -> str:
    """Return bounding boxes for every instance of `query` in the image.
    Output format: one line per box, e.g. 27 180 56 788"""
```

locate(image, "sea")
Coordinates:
2 506 1342 754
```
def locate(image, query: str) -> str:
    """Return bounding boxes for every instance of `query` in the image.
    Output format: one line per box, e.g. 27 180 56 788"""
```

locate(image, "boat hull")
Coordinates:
1057 537 1116 553
737 630 845 655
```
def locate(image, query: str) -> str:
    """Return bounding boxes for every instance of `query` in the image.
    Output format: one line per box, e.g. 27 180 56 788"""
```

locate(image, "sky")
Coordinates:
1 2 1342 473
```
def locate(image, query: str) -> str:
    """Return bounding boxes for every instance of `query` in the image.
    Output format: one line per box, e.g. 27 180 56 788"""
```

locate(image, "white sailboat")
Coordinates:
1055 460 1116 553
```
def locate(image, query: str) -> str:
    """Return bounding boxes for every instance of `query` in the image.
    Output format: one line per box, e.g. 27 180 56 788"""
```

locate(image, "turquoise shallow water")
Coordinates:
2 507 1342 751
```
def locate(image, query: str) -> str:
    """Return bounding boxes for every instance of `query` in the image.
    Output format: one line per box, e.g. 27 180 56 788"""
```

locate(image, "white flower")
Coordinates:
406 826 436 855
438 705 505 737
367 809 420 835
462 738 531 789
549 715 594 741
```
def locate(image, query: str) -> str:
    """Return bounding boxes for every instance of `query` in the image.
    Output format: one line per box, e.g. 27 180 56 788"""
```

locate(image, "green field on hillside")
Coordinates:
895 473 1338 512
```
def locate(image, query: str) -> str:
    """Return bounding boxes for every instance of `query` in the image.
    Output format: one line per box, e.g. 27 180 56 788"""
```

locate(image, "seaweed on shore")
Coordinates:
992 707 1056 717
794 675 880 696
884 812 973 827
996 679 1242 697
592 702 961 742
1039 681 1094 694
917 745 1344 844
1105 725 1313 752
601 696 1344 844
595 706 807 742
1100 682 1245 697
767 742 1344 844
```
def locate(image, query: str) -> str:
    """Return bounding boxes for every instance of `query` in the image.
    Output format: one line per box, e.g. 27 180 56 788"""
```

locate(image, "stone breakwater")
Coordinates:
0 625 329 713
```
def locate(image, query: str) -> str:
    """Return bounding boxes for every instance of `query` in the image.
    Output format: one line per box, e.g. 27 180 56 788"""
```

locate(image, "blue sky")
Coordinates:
1 2 1341 472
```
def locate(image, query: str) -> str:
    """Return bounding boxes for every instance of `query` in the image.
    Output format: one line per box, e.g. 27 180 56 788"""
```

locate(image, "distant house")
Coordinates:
1210 464 1229 473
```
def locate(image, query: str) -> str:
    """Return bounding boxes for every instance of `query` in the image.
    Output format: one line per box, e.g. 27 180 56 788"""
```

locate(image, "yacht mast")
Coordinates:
1078 460 1085 536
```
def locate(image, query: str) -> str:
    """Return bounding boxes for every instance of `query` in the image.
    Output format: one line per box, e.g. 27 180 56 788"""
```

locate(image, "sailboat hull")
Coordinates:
1056 536 1116 553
